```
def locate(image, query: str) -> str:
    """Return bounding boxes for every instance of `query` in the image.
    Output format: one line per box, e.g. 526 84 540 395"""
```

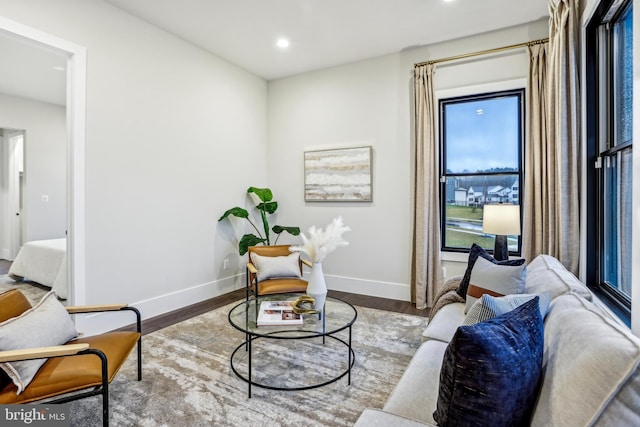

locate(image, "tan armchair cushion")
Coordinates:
0 289 32 322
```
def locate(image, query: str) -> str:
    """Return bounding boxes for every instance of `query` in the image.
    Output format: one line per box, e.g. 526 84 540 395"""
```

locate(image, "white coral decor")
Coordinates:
289 217 350 263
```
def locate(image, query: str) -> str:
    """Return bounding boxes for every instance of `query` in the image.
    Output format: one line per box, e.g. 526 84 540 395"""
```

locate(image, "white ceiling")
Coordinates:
105 0 549 80
0 34 67 106
0 0 549 107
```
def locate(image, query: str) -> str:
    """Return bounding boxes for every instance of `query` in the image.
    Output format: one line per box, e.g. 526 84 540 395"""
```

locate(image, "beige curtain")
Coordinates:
412 64 441 309
524 0 580 275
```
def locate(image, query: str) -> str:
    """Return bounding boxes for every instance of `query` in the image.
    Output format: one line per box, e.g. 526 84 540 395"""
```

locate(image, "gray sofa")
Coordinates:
354 254 640 426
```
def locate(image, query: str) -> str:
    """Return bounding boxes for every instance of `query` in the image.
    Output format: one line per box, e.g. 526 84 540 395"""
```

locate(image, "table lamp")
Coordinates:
482 204 521 261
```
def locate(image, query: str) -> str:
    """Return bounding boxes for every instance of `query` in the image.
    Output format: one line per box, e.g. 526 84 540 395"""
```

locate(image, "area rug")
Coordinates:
67 301 427 426
0 274 51 304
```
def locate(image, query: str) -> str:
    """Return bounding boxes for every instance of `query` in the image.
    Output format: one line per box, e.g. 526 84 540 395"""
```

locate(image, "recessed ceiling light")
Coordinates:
53 65 65 72
276 39 290 48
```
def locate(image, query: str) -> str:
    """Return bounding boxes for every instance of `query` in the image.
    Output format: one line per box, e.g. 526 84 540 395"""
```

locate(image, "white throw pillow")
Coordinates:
0 291 78 394
251 252 302 282
465 256 527 313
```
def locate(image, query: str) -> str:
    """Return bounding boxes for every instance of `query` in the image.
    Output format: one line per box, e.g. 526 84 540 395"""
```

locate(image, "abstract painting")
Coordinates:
304 146 372 201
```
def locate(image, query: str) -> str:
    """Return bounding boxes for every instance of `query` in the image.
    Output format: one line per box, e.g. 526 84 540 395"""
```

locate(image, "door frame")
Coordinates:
0 16 87 305
5 129 24 259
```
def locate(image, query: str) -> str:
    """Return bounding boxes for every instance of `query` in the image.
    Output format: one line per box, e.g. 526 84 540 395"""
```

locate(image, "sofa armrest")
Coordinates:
0 343 90 362
354 409 435 427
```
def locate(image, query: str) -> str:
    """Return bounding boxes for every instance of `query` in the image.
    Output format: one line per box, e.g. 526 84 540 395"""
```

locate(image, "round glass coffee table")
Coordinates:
228 294 357 397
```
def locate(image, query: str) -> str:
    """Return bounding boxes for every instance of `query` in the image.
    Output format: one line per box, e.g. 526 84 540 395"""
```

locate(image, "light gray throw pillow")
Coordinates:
463 292 552 326
251 252 302 282
465 256 527 313
0 291 78 394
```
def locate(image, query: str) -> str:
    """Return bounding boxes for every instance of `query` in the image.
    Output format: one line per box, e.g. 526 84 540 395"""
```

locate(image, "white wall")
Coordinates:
268 20 549 302
0 93 66 247
0 0 268 333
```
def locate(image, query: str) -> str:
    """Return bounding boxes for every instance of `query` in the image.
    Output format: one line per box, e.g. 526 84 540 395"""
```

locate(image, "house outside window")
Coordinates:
586 0 633 315
439 89 524 255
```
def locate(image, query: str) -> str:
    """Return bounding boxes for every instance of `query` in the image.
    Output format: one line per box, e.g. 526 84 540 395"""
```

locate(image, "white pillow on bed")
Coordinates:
0 291 77 394
251 252 302 282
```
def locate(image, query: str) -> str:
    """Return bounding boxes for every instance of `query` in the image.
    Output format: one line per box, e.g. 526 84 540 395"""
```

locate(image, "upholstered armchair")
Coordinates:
246 245 311 301
0 289 141 427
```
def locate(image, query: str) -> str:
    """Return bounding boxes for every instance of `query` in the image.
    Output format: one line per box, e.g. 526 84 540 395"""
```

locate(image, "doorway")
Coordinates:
3 129 25 259
0 16 87 304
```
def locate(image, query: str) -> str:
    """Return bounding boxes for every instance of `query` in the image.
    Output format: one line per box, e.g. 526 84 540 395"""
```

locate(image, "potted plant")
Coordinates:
218 187 300 255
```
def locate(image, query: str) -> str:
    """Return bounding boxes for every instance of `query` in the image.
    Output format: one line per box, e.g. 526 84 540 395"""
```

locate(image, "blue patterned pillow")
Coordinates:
456 243 526 299
434 298 544 427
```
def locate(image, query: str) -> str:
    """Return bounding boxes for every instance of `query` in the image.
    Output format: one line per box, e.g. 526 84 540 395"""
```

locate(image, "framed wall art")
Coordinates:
304 146 372 202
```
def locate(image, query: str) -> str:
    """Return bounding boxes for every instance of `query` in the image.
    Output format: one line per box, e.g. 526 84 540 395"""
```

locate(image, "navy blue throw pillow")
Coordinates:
433 298 544 427
456 243 526 299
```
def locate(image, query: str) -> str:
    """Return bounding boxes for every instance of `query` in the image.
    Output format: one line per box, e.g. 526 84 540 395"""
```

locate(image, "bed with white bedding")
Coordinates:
8 238 68 299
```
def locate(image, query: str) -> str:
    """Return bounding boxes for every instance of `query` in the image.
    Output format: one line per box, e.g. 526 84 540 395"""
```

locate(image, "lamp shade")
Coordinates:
482 204 521 236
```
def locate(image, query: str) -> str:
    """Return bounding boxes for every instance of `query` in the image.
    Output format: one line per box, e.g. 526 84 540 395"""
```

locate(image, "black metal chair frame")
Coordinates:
25 306 142 427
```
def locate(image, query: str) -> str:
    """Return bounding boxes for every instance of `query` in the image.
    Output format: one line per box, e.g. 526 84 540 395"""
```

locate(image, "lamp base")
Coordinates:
493 235 509 261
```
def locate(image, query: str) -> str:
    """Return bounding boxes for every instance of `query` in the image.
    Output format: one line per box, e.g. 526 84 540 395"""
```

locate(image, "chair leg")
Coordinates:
245 267 251 302
102 380 109 427
80 348 109 427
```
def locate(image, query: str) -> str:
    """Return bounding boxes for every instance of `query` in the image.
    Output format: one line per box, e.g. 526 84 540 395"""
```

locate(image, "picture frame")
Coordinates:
304 146 372 202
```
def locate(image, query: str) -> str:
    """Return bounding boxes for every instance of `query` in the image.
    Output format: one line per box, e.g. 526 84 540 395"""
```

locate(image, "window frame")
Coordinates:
438 87 525 257
585 0 633 316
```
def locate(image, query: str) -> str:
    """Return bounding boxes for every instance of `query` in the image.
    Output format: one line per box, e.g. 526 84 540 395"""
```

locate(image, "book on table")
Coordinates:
257 300 303 326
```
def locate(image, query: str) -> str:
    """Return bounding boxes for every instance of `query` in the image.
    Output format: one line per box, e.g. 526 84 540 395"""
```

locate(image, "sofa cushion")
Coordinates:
456 243 526 299
383 340 449 425
465 256 527 312
0 292 77 394
527 253 567 272
463 292 551 326
434 298 543 427
422 303 465 343
250 252 302 282
354 409 435 427
524 267 592 300
532 293 640 427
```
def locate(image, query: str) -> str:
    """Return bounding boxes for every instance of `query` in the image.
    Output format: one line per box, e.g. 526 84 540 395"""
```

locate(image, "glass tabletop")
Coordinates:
228 293 357 338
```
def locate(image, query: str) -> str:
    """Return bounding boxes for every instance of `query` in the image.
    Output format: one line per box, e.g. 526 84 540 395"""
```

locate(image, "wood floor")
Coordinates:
0 259 9 275
139 288 429 335
1 259 429 335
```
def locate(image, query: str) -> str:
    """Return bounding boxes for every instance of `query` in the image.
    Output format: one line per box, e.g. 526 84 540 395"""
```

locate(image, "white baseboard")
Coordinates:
0 248 10 260
74 273 411 336
74 274 245 336
325 274 411 302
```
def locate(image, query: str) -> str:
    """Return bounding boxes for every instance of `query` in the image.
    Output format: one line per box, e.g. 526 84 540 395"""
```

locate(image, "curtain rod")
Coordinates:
414 37 549 68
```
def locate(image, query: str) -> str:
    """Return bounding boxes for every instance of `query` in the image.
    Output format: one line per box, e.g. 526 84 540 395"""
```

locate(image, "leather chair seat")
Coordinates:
253 277 308 295
0 331 141 404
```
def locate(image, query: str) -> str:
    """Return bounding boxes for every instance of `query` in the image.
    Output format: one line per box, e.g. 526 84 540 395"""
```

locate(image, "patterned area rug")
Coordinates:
66 301 427 426
0 274 51 305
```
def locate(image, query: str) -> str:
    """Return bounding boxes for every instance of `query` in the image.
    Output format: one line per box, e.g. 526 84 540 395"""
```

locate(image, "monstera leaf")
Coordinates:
273 225 300 236
239 234 267 256
218 187 300 255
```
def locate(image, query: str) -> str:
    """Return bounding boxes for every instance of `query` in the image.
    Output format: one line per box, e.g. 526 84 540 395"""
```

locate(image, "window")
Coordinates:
586 0 633 314
439 89 524 255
